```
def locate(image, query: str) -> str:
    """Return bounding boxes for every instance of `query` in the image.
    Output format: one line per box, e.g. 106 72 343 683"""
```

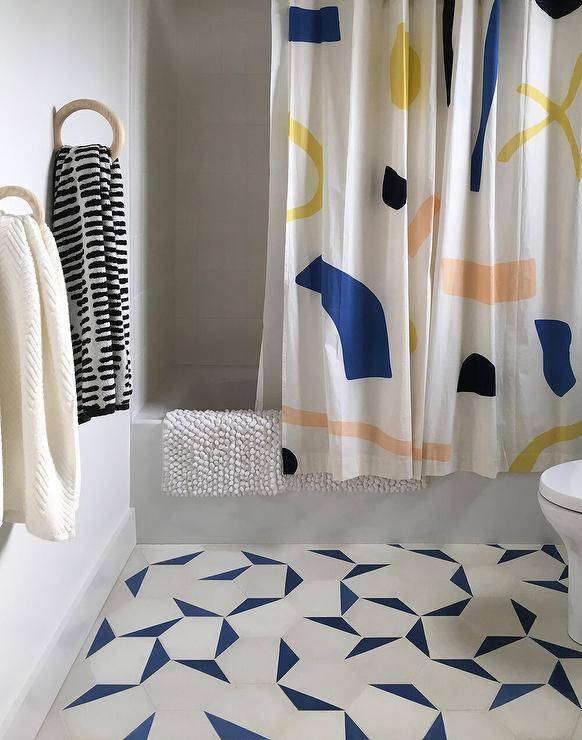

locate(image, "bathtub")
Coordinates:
130 366 554 545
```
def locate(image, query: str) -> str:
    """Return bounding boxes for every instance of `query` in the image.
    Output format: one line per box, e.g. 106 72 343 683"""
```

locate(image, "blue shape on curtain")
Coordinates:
470 0 500 192
296 256 391 380
535 319 576 397
289 6 341 43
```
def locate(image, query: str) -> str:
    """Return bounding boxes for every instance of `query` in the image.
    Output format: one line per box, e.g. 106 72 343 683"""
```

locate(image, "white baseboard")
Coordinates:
1 508 136 740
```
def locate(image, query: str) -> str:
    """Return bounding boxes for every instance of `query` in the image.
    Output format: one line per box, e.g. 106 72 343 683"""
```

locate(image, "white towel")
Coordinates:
0 213 80 540
162 409 424 497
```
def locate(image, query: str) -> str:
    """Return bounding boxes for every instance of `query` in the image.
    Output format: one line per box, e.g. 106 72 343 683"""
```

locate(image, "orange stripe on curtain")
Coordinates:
282 406 451 462
441 258 536 304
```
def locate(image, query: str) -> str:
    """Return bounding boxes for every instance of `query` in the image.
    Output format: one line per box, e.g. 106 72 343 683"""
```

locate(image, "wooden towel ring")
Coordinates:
0 186 45 225
53 98 126 161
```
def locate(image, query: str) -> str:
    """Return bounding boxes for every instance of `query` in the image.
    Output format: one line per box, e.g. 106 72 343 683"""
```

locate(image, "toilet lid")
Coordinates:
539 460 582 513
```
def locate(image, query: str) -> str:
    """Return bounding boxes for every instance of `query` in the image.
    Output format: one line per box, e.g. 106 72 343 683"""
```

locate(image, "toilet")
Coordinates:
539 459 582 644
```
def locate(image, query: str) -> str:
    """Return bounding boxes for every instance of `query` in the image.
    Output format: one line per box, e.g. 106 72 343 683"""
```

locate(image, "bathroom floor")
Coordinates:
38 543 582 740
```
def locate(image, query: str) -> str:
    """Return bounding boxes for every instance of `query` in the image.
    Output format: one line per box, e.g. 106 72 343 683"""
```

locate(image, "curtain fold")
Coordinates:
258 0 582 480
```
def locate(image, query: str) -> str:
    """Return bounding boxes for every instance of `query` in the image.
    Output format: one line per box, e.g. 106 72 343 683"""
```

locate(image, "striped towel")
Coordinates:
52 145 131 423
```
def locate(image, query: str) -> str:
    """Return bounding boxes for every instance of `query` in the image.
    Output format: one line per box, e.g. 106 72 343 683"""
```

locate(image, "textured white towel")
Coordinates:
0 213 79 540
162 409 424 497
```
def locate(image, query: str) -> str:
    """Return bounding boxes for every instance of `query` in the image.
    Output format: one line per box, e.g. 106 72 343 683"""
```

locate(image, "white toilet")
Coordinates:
539 459 582 644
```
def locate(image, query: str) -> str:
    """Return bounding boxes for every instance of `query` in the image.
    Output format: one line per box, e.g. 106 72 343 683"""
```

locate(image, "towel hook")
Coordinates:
0 186 45 225
53 98 126 161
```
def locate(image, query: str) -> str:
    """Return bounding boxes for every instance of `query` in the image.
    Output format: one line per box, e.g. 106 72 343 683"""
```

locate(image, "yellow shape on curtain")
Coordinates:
498 53 582 180
510 421 582 473
390 23 421 110
287 117 324 222
409 321 418 354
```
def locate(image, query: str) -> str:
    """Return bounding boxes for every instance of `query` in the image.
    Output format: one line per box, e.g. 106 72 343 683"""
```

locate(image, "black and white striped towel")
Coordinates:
52 144 131 423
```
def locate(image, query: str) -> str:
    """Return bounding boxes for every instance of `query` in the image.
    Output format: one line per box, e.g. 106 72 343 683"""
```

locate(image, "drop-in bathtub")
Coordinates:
131 366 552 545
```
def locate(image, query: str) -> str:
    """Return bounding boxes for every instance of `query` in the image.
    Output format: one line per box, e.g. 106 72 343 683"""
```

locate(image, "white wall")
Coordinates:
0 1 133 734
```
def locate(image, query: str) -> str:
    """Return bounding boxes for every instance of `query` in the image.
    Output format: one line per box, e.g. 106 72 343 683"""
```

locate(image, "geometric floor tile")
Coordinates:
205 711 268 739
491 684 580 739
37 543 581 739
348 684 438 738
441 709 515 739
347 598 417 637
217 636 279 683
125 712 155 739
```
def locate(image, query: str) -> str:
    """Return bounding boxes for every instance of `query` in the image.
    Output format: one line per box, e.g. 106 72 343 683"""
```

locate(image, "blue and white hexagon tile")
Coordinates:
38 543 582 739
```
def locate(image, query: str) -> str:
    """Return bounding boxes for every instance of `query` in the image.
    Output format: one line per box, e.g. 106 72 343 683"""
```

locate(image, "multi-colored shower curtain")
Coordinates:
258 0 582 480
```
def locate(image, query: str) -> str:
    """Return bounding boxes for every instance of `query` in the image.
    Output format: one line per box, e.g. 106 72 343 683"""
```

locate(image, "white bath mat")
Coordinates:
162 410 424 497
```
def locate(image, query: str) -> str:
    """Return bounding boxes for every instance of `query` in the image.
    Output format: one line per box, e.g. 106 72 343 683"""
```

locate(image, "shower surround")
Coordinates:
128 0 554 545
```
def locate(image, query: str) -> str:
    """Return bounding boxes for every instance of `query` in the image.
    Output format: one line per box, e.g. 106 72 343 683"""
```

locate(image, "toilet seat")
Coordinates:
539 460 582 513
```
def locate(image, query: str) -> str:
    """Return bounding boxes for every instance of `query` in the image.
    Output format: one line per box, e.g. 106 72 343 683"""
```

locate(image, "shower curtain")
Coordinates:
257 0 582 480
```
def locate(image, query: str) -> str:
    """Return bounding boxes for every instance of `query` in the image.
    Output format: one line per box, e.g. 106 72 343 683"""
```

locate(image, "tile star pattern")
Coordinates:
38 544 582 739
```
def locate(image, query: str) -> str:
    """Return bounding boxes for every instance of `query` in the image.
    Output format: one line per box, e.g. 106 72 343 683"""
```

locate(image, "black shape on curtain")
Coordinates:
457 354 496 397
382 166 407 210
442 0 455 107
282 448 298 474
535 0 582 19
